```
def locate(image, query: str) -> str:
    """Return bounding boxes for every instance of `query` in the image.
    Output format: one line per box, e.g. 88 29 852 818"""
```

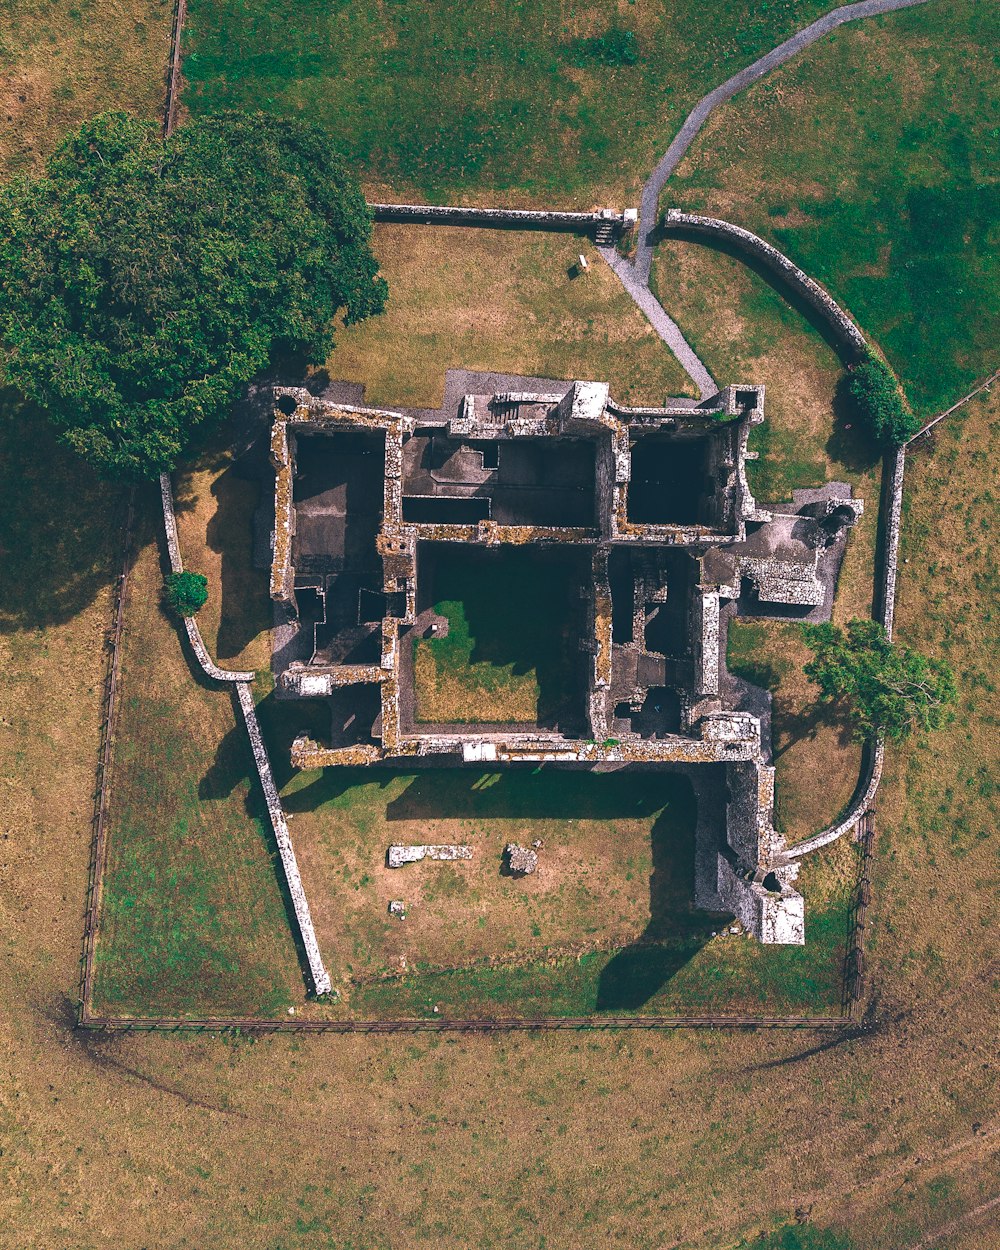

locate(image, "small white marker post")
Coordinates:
578 253 589 272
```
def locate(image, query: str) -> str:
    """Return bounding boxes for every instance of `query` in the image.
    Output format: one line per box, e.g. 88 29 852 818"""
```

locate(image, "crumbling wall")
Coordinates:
236 684 333 992
717 855 805 944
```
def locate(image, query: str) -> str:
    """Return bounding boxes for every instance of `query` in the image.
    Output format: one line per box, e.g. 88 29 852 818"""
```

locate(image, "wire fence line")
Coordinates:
77 492 135 1023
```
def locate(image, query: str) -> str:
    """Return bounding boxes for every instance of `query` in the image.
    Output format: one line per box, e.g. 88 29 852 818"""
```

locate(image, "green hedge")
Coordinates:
846 353 920 446
164 571 208 617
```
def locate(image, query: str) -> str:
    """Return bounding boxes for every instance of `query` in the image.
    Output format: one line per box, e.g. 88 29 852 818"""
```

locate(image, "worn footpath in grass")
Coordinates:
0 0 173 176
91 499 301 1017
329 225 696 406
182 0 834 204
413 547 578 725
667 0 1000 416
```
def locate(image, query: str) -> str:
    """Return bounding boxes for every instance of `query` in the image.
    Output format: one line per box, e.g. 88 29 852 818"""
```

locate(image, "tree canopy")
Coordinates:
164 571 208 618
0 111 387 478
845 353 920 447
802 619 956 742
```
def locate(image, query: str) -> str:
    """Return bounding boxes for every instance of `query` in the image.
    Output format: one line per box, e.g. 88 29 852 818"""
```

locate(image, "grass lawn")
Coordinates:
0 0 174 176
281 764 854 1019
89 456 856 1021
650 235 882 514
4 390 997 1250
181 0 834 204
412 547 580 726
667 0 1000 416
328 225 696 407
727 621 860 843
91 499 302 1018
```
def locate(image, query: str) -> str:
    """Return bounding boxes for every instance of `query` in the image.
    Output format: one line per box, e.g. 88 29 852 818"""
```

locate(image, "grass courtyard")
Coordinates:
412 547 581 727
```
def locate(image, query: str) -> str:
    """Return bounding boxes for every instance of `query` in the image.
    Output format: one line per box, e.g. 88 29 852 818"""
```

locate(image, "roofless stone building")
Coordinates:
267 376 864 945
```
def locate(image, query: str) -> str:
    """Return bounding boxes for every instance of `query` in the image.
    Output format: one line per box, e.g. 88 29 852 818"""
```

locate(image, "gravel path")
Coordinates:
600 0 931 395
599 245 716 398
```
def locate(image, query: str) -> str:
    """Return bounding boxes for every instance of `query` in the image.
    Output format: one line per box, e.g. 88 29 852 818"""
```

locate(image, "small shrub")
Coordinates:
846 353 920 446
575 27 639 67
164 571 208 617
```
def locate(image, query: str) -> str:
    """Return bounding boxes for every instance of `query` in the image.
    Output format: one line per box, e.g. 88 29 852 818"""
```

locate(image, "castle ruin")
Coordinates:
267 376 864 945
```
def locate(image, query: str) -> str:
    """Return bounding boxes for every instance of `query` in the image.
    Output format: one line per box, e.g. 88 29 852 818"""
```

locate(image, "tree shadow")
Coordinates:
827 373 882 474
0 389 130 631
771 697 855 761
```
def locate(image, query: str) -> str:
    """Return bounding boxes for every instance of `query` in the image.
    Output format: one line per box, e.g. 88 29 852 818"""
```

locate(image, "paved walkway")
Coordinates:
599 245 716 398
601 0 931 396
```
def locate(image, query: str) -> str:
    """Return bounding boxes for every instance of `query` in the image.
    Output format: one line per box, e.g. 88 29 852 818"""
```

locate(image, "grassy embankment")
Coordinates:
651 238 875 842
181 0 835 204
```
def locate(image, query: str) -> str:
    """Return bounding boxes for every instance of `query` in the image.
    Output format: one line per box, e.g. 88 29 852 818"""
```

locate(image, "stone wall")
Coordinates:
236 684 333 995
717 855 805 944
370 203 636 239
662 211 868 360
160 471 330 993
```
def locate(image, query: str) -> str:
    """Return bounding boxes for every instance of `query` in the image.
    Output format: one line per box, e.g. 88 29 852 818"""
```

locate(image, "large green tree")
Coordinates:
0 111 386 478
803 619 956 742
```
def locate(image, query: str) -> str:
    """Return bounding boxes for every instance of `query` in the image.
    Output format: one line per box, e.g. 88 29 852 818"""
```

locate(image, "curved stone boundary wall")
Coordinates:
159 473 332 994
782 446 905 861
662 210 868 359
370 203 635 238
159 474 256 683
634 0 932 281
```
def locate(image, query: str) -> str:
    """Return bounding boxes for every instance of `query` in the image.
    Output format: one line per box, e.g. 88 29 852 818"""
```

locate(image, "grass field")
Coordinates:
412 547 579 725
727 621 860 843
91 503 302 1018
329 224 696 406
181 0 834 204
3 3 999 1237
2 385 998 1250
85 454 854 1023
0 0 173 176
666 0 1000 416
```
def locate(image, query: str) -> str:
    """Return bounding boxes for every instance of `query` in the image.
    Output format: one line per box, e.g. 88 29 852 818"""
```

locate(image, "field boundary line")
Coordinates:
77 492 135 1025
908 367 999 445
76 1010 851 1033
164 0 186 137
